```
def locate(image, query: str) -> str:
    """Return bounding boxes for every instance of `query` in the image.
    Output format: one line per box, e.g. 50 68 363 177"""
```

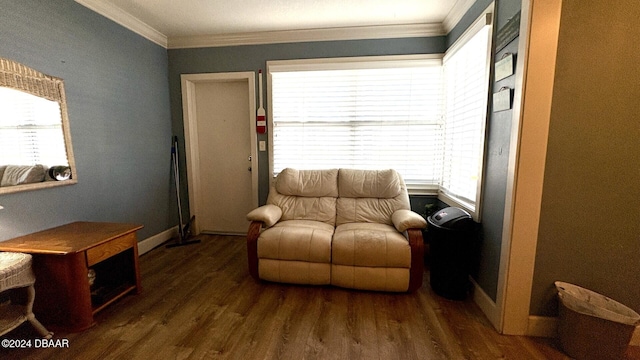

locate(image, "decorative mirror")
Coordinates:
0 57 77 194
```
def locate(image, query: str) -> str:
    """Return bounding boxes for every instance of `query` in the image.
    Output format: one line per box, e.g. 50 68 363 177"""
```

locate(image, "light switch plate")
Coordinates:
259 141 266 152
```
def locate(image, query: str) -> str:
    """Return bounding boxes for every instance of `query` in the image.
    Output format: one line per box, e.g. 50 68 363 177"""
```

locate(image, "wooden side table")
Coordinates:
0 222 143 332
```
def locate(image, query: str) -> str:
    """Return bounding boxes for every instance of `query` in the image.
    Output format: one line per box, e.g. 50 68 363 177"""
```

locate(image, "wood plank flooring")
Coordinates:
0 234 637 359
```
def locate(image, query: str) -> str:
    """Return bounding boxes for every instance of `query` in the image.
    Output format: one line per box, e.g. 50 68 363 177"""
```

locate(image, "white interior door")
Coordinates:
181 72 258 235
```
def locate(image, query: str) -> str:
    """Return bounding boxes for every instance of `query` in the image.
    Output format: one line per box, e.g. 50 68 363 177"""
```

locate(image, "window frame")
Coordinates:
438 8 494 221
0 57 77 195
266 54 443 194
0 88 68 167
266 12 494 220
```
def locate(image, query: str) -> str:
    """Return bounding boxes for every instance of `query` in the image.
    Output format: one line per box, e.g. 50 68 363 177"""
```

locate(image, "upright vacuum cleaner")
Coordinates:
167 136 200 248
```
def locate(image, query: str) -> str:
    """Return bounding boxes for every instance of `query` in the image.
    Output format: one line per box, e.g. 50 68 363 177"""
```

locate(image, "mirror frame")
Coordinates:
0 57 77 195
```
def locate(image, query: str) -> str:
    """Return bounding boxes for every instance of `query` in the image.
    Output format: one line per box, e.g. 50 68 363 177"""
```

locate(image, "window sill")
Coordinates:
407 186 439 196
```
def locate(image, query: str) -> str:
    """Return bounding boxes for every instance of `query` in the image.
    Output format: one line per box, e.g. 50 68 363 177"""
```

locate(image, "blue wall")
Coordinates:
0 0 173 241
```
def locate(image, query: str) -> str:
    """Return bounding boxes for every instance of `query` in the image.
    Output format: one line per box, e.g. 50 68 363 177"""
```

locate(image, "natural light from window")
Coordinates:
440 23 492 214
268 13 492 219
0 87 68 167
270 58 443 190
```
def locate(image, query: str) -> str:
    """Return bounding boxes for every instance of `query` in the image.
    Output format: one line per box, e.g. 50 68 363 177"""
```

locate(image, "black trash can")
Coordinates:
427 207 475 300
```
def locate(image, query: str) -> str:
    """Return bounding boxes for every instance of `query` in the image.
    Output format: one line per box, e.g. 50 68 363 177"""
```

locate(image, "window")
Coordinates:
440 13 493 219
0 56 77 195
268 11 493 219
269 55 443 191
0 87 68 166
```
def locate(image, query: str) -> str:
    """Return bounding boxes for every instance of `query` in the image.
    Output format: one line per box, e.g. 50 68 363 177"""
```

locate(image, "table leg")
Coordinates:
32 252 94 332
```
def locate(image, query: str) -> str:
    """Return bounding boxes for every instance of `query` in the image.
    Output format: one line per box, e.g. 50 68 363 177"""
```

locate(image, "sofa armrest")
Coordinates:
246 204 282 228
246 221 262 280
391 209 426 292
392 209 427 232
407 229 424 292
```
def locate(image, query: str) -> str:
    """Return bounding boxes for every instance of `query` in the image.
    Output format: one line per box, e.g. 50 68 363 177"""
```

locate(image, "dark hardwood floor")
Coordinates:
1 234 636 359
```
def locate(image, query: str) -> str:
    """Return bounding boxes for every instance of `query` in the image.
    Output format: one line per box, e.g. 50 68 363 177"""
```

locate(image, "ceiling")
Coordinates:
75 0 474 48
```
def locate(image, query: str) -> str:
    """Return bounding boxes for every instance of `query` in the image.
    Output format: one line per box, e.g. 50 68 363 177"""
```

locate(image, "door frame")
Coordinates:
501 0 562 335
490 0 562 335
180 72 259 235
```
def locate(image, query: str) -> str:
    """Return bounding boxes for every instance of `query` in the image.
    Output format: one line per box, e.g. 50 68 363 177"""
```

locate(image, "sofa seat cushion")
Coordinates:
257 220 334 263
259 260 330 285
331 264 409 292
332 223 411 268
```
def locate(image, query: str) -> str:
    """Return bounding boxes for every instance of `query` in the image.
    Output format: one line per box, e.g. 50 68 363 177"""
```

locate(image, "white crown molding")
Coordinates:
75 0 456 50
75 0 168 48
443 0 477 34
168 23 444 49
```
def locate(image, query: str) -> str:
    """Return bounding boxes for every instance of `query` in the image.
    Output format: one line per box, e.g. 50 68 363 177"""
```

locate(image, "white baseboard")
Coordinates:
137 226 178 255
470 277 502 332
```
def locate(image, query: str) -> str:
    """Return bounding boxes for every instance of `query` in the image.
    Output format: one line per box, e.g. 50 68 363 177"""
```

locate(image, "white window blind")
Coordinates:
440 16 492 215
270 57 443 189
0 87 68 166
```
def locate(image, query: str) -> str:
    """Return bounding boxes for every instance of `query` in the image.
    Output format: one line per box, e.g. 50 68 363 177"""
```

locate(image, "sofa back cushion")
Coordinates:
268 168 339 225
275 168 339 197
338 168 402 198
336 169 410 226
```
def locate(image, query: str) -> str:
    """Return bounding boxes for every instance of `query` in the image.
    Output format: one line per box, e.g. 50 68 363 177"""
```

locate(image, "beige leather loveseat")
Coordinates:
246 168 427 292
